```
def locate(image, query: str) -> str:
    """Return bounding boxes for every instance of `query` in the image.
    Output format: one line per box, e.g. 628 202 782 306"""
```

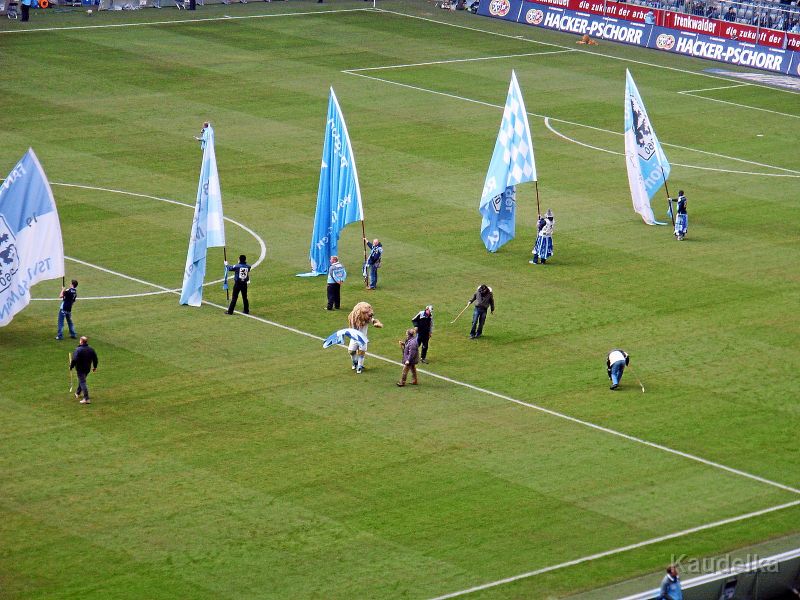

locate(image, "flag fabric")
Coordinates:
322 327 368 349
624 69 669 225
0 149 65 327
306 88 364 275
180 125 226 306
479 70 537 253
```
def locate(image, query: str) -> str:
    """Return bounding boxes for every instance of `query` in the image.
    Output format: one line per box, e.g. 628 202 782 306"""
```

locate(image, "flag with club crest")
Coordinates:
180 124 226 306
624 69 669 225
302 88 364 276
0 149 65 327
479 70 537 253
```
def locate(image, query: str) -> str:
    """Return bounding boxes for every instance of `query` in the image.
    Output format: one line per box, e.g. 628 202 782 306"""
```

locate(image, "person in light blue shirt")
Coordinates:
659 565 683 600
326 256 346 310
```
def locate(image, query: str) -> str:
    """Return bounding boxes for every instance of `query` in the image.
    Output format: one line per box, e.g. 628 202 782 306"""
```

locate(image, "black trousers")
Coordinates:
417 334 430 359
326 282 340 309
20 3 30 20
228 281 249 314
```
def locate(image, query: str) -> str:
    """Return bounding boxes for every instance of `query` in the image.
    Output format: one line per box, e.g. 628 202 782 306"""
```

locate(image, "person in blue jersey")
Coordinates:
363 237 383 290
530 208 555 264
659 565 683 600
225 255 251 315
194 122 210 150
55 279 79 340
606 348 630 390
326 255 347 310
70 336 99 405
669 190 688 241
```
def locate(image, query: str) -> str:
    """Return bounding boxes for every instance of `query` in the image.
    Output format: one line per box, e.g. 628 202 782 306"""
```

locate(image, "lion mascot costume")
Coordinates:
347 301 383 374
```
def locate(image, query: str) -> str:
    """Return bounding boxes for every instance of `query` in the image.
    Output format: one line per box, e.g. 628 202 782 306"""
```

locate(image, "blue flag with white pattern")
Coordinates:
479 70 537 252
0 149 65 327
624 70 669 225
180 125 226 306
305 88 364 275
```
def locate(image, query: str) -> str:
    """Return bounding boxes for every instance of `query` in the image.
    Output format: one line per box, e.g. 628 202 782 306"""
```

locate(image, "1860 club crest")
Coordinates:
629 97 656 162
0 215 20 293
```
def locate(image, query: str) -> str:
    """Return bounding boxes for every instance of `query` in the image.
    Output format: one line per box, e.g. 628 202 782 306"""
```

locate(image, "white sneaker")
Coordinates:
356 367 363 374
79 399 91 404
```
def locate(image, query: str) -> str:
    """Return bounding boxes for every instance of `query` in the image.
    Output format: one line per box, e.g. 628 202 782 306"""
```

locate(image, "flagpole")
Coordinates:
360 219 368 289
223 247 229 300
534 181 541 217
660 167 675 228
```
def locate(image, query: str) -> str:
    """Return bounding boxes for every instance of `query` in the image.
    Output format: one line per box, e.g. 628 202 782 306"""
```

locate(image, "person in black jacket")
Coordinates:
225 255 251 315
411 305 434 363
468 284 494 339
70 336 98 404
56 279 79 340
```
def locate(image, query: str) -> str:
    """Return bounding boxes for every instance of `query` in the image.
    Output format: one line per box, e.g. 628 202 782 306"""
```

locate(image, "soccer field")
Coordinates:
1 2 799 598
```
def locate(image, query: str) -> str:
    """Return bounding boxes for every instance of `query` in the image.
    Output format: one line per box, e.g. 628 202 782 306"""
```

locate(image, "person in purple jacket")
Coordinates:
397 328 419 387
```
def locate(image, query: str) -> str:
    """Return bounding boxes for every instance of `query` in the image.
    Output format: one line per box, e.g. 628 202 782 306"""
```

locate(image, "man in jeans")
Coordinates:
363 237 382 290
468 284 494 339
606 348 630 390
56 279 79 340
70 336 99 405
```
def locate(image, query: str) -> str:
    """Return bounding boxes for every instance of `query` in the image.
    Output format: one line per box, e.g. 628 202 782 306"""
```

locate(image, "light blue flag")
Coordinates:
624 70 669 225
180 125 226 306
322 327 368 349
0 149 65 327
479 70 537 253
304 88 364 275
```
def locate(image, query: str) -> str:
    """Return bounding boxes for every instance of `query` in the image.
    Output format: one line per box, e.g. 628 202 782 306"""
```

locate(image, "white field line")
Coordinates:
677 90 800 119
54 224 800 496
344 70 800 176
374 8 800 96
543 117 800 177
679 83 750 93
0 6 371 34
30 182 267 301
427 498 800 600
344 49 575 72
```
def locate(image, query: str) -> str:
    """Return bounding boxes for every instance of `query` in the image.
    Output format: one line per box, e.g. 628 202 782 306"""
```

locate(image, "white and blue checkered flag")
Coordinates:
479 70 537 253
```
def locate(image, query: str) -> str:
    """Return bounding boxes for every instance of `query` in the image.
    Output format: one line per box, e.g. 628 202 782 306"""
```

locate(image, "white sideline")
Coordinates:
543 117 800 177
373 8 800 96
0 7 371 34
428 499 800 600
677 89 800 119
344 49 575 72
54 216 800 497
344 70 800 176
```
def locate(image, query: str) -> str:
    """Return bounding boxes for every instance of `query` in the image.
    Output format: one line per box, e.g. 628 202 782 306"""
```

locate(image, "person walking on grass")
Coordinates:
397 328 419 387
468 284 494 339
347 302 383 374
411 304 433 363
55 279 78 340
70 336 98 405
225 255 250 315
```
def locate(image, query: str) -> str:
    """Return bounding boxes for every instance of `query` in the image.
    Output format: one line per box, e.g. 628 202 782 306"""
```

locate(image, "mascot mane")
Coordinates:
348 302 373 329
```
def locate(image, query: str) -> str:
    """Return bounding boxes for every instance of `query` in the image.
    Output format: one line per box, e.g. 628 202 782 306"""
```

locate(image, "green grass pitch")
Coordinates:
1 2 799 598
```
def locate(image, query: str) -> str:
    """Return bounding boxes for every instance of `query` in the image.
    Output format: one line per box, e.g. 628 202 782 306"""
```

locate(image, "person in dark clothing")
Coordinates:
411 305 434 363
468 284 494 339
225 255 251 315
363 237 383 290
56 279 79 340
70 336 98 404
397 328 419 387
669 190 688 241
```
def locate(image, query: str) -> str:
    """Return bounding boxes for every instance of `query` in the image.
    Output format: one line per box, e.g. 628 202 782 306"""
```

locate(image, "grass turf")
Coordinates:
1 2 799 598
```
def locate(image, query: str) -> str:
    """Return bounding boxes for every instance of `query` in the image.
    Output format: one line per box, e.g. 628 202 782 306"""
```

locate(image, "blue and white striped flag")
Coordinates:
624 70 669 225
479 70 537 253
180 124 226 306
304 88 364 276
0 149 65 327
322 327 368 349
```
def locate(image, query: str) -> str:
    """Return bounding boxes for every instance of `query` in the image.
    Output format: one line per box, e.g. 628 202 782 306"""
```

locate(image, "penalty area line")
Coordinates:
427 498 800 600
63 256 800 498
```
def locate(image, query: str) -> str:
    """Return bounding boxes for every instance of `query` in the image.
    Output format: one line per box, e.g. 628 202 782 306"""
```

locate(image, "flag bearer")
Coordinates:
669 190 688 241
530 208 554 264
55 279 79 340
225 255 250 315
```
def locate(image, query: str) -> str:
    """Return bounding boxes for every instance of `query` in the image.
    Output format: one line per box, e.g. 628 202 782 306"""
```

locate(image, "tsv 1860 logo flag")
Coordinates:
479 70 537 253
624 69 669 225
0 149 65 327
306 88 364 275
180 124 226 306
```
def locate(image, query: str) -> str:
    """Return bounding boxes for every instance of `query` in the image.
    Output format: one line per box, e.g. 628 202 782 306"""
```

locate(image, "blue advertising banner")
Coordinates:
478 0 800 76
